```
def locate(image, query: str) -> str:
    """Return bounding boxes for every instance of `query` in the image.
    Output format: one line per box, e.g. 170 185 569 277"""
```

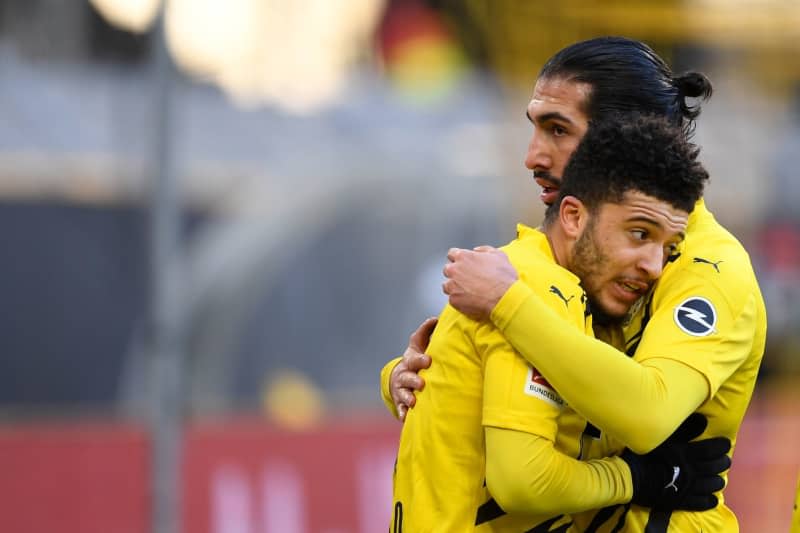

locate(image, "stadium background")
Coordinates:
0 0 798 531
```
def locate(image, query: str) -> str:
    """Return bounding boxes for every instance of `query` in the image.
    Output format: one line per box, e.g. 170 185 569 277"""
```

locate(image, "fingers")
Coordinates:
680 493 719 512
442 278 452 294
693 475 726 494
447 247 465 262
392 373 420 422
691 454 732 476
408 317 438 352
680 475 724 511
395 383 418 408
442 278 463 296
667 412 708 443
405 353 432 373
685 436 731 458
394 319 435 422
448 246 502 261
444 248 467 281
393 356 427 389
442 261 460 281
393 368 427 421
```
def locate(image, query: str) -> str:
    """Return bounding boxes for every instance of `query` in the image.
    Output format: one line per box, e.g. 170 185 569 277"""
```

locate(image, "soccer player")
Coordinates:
390 112 720 531
386 37 766 531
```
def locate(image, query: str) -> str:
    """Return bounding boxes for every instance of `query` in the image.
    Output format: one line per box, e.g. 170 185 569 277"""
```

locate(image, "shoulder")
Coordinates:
665 216 761 305
500 235 587 328
501 226 576 283
652 217 765 337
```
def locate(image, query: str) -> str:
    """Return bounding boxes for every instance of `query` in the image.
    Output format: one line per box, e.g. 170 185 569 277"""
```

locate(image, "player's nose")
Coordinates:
524 130 551 171
637 245 665 280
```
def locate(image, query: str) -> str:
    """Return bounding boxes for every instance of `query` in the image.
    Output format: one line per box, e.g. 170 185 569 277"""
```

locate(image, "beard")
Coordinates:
570 219 623 326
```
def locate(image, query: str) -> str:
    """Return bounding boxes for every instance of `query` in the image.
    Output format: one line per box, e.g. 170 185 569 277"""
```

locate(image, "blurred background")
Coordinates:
0 0 798 532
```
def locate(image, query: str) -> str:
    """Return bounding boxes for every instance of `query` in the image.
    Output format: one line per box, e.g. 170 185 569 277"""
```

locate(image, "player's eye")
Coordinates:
552 124 567 136
631 229 647 241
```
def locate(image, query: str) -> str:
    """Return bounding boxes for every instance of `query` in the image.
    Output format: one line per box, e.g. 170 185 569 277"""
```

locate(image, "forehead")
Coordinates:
598 191 689 236
527 77 592 123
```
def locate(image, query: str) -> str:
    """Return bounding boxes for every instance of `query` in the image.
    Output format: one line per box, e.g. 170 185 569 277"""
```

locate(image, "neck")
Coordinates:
543 220 573 270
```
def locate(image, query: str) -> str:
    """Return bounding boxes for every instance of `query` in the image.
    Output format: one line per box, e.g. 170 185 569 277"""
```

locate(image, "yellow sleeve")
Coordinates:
379 356 403 419
492 280 707 453
484 426 631 515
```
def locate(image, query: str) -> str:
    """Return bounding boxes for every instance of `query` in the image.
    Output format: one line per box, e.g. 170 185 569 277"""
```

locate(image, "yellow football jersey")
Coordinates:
572 199 767 532
391 225 592 532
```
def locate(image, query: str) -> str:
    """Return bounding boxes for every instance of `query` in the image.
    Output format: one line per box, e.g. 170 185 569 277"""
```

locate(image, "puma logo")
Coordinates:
549 285 575 308
664 466 680 492
693 257 723 273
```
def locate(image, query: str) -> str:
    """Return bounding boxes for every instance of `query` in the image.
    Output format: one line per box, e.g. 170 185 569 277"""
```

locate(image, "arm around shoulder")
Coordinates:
491 282 712 452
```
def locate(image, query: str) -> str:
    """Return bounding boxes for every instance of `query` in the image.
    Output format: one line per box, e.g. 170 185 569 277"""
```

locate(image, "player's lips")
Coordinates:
612 279 650 304
534 176 561 206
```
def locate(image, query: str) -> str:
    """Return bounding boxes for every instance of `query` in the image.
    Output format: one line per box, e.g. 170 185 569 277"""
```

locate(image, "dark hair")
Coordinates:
539 36 712 138
544 113 709 223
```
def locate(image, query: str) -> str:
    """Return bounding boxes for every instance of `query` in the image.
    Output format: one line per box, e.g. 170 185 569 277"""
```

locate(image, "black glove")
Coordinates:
621 412 731 512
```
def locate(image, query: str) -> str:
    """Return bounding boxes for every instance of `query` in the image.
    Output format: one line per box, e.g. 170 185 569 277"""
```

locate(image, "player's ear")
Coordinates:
559 195 588 239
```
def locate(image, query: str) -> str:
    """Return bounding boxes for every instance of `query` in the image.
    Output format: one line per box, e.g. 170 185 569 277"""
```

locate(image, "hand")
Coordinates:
621 413 731 511
442 246 519 321
391 317 436 421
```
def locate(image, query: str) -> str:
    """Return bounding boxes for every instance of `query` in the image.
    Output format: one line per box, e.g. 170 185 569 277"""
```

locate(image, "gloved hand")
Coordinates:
621 412 731 511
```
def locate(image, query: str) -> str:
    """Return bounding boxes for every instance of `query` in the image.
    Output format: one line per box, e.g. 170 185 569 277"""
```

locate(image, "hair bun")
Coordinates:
675 72 713 100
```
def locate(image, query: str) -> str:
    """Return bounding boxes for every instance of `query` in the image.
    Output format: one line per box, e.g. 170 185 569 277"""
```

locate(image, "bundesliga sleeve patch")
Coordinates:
523 366 565 408
674 296 717 336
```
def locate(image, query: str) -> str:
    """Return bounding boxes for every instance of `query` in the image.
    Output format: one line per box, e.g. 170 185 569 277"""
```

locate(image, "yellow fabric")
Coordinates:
485 427 630 516
494 284 708 453
791 472 800 533
491 201 767 532
380 356 403 419
391 225 631 532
